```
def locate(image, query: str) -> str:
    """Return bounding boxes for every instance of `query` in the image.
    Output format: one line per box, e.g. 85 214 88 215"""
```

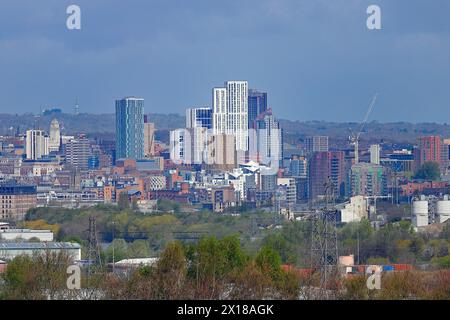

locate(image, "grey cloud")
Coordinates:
0 0 449 122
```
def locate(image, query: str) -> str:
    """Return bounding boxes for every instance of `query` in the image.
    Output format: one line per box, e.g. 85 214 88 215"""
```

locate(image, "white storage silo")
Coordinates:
436 195 450 223
412 198 429 227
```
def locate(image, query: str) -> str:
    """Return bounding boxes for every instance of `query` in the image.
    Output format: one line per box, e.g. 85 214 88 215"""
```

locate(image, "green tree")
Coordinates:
219 235 248 273
197 236 227 284
118 192 130 210
437 240 449 257
1 252 72 300
129 240 151 258
263 234 293 264
131 198 139 211
153 241 187 299
409 236 425 256
367 257 390 265
432 255 450 268
441 224 450 239
157 199 175 212
255 245 282 281
414 161 440 180
105 238 129 262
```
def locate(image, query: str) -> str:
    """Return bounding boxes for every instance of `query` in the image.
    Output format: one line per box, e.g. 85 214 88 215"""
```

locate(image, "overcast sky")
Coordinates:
1 0 450 122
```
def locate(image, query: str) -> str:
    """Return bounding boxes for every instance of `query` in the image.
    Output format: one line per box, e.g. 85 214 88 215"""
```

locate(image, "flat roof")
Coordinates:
0 229 52 234
114 258 158 266
0 242 80 250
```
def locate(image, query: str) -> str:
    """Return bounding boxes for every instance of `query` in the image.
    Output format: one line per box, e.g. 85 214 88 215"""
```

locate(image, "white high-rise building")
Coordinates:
186 107 212 164
213 81 248 152
212 87 227 134
190 127 208 164
186 107 212 129
170 129 190 164
370 144 381 165
255 109 282 168
170 127 209 165
26 130 49 160
49 119 61 152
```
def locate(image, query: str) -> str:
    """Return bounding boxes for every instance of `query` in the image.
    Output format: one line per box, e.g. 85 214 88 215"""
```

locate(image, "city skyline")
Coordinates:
1 1 450 304
1 0 450 123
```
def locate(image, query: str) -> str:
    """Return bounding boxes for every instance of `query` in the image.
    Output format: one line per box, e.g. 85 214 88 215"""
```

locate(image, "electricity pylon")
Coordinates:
86 216 102 277
310 178 339 299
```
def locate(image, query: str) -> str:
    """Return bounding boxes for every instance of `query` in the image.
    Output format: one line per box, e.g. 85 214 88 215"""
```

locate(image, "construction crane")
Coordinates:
349 94 378 164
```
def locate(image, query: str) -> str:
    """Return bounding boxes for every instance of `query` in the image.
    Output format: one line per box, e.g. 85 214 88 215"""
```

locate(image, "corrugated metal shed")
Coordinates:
0 242 81 250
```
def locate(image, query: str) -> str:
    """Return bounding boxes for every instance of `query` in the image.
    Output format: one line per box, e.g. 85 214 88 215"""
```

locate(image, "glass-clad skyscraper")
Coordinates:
186 107 212 129
248 89 267 129
115 97 144 160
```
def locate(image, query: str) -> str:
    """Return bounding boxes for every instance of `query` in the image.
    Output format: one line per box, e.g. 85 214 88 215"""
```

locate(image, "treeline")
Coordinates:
0 236 303 300
1 236 449 300
104 236 302 300
24 205 450 269
264 219 450 268
24 205 277 255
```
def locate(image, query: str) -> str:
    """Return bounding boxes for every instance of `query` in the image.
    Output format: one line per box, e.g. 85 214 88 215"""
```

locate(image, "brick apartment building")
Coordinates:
0 182 37 221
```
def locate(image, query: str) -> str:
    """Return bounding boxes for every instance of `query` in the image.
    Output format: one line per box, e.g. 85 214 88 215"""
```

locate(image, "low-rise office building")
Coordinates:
0 242 81 261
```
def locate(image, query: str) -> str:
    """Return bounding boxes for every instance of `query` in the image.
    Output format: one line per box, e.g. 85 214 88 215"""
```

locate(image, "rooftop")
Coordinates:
0 229 52 234
113 258 159 266
122 96 143 100
0 242 81 250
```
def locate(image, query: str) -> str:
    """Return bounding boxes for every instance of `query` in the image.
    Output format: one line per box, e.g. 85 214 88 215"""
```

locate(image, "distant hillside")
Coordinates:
1 112 450 145
0 112 185 137
280 120 450 146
